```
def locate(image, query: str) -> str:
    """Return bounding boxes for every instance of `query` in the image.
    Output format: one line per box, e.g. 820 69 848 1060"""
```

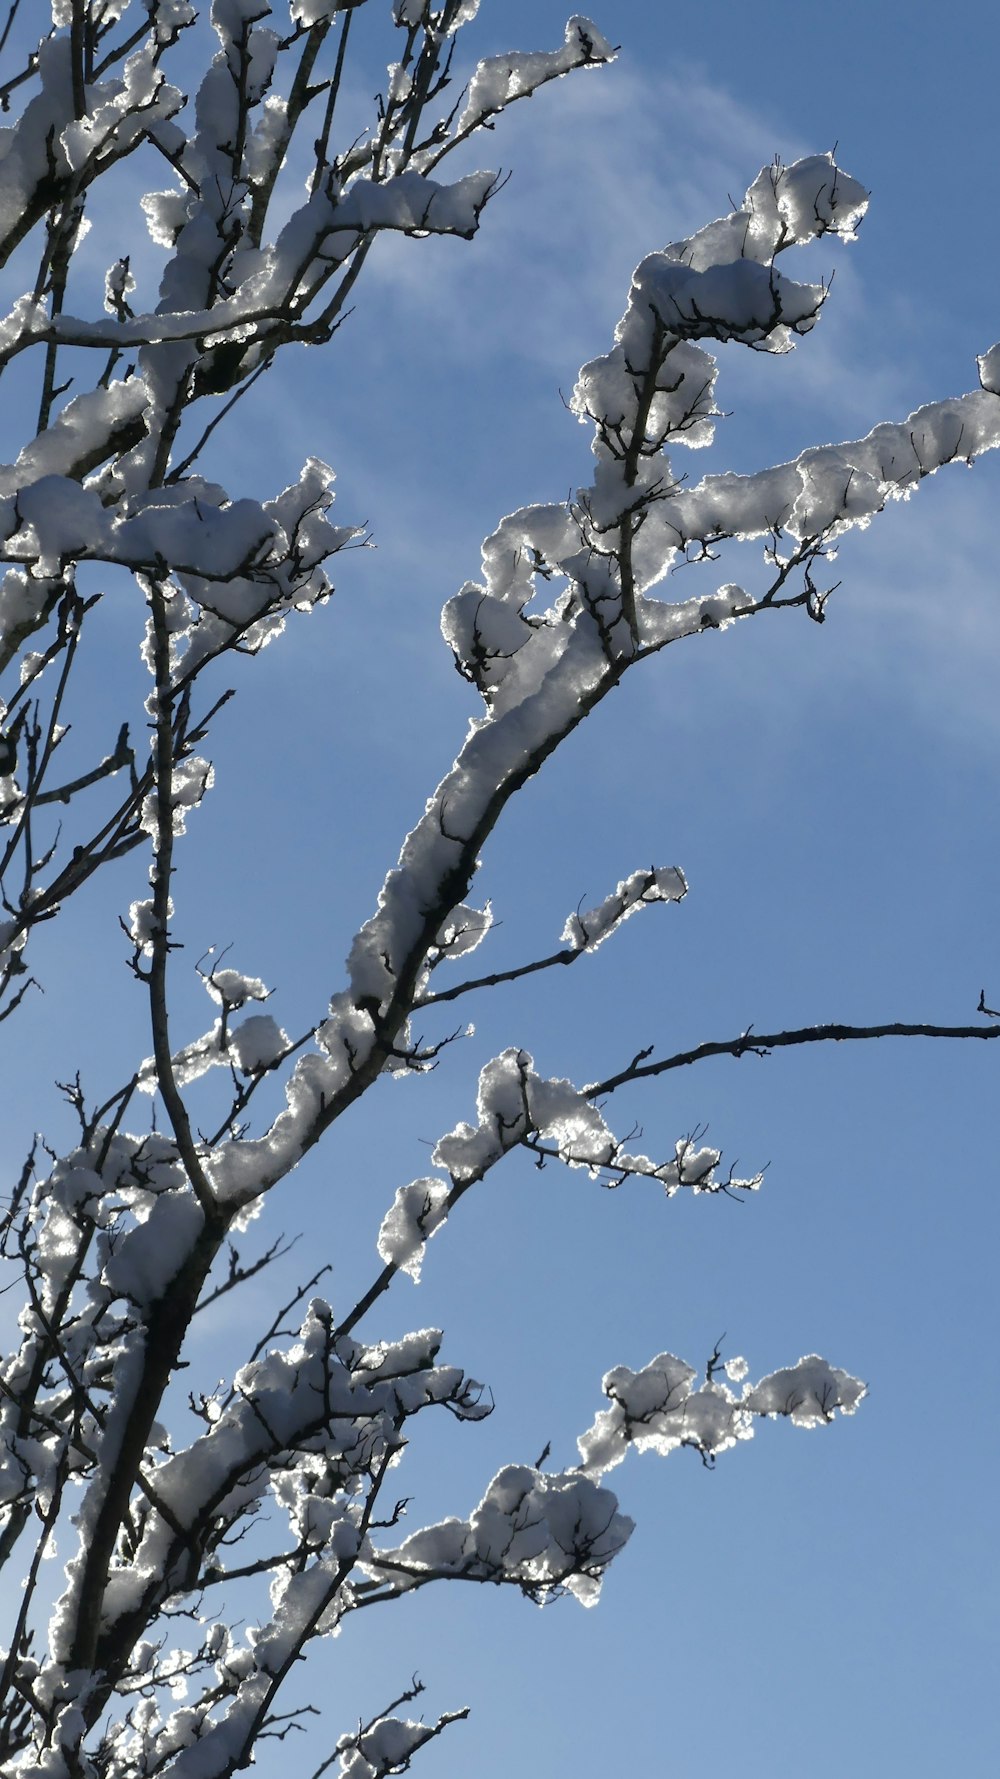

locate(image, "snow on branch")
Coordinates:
454 17 616 137
364 1463 633 1608
0 461 359 627
0 36 186 265
431 1046 760 1196
25 167 504 358
335 1704 470 1779
364 1345 864 1609
667 153 869 271
579 1351 866 1475
134 1007 290 1092
377 1179 451 1282
415 866 685 1009
428 901 493 963
561 865 687 951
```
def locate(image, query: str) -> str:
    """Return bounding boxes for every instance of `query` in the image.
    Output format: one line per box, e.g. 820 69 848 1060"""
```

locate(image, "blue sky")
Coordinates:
2 4 999 1776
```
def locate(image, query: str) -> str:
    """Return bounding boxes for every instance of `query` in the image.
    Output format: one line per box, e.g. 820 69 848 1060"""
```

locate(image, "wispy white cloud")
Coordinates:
836 478 1000 747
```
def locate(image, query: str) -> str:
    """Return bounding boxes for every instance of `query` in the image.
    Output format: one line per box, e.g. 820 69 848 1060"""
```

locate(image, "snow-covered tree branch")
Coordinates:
0 5 997 1776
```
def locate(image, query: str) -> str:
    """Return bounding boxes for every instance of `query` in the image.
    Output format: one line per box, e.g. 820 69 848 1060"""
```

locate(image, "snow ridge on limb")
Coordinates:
377 1178 451 1281
454 17 616 137
14 456 358 601
642 373 1000 579
28 166 502 357
665 153 869 272
569 154 869 469
561 865 687 951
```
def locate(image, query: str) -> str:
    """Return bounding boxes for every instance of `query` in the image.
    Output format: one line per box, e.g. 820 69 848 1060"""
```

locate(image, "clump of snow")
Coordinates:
441 583 537 697
663 154 868 275
337 1717 440 1779
376 1178 451 1281
61 46 184 175
432 903 493 960
394 0 480 32
141 186 189 248
228 1014 288 1075
978 341 1000 394
291 0 346 22
562 866 686 951
136 1006 288 1092
137 1023 225 1094
102 1189 205 1308
430 1047 758 1195
0 917 26 973
457 18 615 135
5 476 109 577
104 257 136 318
369 1464 633 1607
744 1355 866 1426
578 1349 866 1475
140 757 214 839
202 965 270 1009
127 895 173 955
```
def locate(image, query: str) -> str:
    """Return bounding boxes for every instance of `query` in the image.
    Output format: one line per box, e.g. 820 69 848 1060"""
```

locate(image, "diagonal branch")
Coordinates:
416 943 577 1007
588 1017 1000 1096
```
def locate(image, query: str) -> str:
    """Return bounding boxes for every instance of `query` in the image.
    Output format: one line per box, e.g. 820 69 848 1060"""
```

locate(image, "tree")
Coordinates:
0 4 997 1775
